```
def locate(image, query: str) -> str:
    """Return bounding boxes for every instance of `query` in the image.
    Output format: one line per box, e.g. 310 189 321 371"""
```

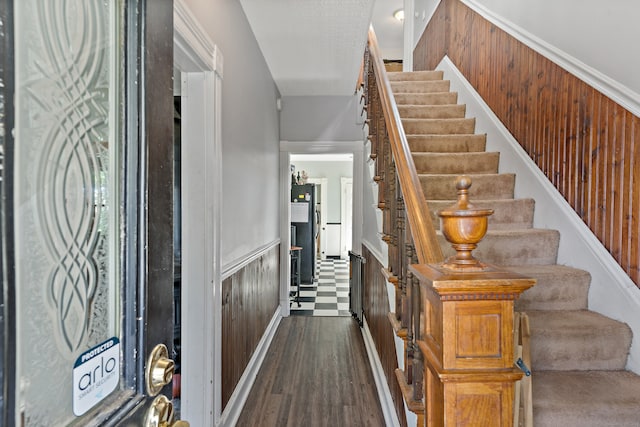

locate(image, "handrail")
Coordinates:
367 28 444 265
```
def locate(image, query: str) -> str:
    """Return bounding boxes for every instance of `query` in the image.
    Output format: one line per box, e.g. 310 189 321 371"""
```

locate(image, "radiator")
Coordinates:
349 251 366 326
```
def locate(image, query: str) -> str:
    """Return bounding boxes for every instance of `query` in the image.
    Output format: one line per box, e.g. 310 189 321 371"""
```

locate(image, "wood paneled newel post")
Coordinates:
412 177 535 426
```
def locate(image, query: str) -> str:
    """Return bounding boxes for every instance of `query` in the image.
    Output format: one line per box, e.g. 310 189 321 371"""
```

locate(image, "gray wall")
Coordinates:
184 0 281 267
291 160 353 223
280 95 363 141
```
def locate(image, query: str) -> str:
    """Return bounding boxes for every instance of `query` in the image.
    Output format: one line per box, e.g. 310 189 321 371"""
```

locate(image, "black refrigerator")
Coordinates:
291 184 316 284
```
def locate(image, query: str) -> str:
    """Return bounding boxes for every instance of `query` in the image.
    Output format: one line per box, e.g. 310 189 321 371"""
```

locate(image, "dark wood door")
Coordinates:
1 0 178 424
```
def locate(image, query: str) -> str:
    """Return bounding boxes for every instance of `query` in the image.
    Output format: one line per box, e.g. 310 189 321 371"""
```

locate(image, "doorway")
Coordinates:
173 1 223 424
281 144 363 318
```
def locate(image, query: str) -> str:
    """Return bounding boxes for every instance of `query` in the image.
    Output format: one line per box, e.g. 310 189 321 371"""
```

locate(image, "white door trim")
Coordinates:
174 1 223 424
340 177 353 259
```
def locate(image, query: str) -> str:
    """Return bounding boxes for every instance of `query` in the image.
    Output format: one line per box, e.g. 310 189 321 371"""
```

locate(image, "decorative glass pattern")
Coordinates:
15 0 121 424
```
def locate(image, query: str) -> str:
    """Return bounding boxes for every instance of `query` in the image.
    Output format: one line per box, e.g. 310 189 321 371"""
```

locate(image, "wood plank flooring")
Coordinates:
235 316 386 426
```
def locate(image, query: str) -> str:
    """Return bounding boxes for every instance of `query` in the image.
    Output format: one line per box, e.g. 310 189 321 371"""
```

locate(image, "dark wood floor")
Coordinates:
235 316 386 426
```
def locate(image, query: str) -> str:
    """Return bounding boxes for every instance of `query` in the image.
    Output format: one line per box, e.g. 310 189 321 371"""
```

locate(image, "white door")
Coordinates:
3 0 180 425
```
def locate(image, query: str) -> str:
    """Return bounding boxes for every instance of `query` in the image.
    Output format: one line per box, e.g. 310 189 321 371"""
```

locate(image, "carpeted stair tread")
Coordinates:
390 80 451 94
388 70 443 81
402 117 476 135
527 310 632 371
420 173 515 200
428 198 535 230
504 265 590 311
533 370 640 426
413 151 499 174
394 92 458 105
408 134 486 153
398 104 466 119
437 228 560 265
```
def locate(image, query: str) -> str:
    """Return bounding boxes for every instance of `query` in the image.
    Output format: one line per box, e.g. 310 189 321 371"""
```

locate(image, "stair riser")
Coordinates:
391 80 451 93
507 265 590 311
428 199 535 231
403 118 476 135
413 152 499 174
437 229 560 265
529 323 632 371
420 174 515 200
408 135 487 153
394 93 457 105
532 371 640 426
398 105 466 119
388 70 444 81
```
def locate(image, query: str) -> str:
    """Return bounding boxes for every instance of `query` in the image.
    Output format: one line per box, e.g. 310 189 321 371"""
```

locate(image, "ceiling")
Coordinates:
239 0 404 97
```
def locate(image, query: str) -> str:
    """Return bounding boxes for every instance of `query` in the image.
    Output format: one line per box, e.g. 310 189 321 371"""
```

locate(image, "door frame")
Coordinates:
279 141 364 316
174 1 223 425
340 177 353 259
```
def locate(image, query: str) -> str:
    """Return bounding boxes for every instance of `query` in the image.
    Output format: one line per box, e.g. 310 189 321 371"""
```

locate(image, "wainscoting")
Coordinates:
221 243 280 409
414 0 640 288
362 245 408 427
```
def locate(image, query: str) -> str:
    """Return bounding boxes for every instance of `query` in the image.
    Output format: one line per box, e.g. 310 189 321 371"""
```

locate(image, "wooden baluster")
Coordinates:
403 236 414 386
397 181 408 332
411 271 424 405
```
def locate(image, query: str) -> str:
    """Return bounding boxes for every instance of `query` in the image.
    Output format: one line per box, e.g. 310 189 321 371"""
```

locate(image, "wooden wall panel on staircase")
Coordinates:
221 245 280 410
362 245 408 427
414 0 640 288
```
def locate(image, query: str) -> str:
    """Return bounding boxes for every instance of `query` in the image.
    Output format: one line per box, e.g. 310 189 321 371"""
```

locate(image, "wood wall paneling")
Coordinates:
414 0 640 287
221 245 280 409
362 245 408 427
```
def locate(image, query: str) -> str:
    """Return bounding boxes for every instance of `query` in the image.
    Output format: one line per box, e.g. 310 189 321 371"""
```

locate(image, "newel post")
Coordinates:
413 177 535 426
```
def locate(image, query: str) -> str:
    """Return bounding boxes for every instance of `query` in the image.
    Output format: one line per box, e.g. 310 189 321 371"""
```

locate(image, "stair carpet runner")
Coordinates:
387 70 640 425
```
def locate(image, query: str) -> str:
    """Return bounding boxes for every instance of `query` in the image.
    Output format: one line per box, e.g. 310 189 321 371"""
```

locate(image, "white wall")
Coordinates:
280 95 364 142
361 142 388 263
412 0 440 49
184 0 281 268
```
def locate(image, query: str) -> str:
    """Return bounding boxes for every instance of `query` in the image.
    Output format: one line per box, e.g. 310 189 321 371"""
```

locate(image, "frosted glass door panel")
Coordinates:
14 0 123 424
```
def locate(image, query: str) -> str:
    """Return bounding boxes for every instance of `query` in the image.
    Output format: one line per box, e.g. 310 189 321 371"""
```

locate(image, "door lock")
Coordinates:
146 344 175 396
144 395 189 427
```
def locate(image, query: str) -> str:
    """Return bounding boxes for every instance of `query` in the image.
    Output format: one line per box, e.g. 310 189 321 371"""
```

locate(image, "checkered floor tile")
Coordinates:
290 258 351 317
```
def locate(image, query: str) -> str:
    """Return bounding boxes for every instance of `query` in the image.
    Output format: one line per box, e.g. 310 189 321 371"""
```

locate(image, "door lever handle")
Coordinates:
144 395 189 427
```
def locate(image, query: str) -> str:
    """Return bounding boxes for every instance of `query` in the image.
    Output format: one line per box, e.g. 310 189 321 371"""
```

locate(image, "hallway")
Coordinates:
235 316 386 426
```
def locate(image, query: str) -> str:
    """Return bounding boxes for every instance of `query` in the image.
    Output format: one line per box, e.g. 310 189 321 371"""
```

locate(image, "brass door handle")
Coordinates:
146 344 175 396
144 395 189 427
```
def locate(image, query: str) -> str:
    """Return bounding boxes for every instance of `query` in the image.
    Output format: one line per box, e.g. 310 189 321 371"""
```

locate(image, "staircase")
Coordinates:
388 70 640 425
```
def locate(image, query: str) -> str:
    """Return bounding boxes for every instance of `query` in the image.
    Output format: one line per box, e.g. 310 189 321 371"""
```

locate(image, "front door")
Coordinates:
1 0 178 425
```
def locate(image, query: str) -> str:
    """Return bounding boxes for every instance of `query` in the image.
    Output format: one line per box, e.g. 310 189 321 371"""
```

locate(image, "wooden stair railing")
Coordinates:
363 28 536 426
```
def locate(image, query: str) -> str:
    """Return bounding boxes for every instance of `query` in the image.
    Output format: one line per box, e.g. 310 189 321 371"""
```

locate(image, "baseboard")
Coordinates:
438 55 640 373
218 310 282 426
362 318 401 427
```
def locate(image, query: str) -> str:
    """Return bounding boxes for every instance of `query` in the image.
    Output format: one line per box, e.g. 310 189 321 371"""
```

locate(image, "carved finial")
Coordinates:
438 176 494 271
